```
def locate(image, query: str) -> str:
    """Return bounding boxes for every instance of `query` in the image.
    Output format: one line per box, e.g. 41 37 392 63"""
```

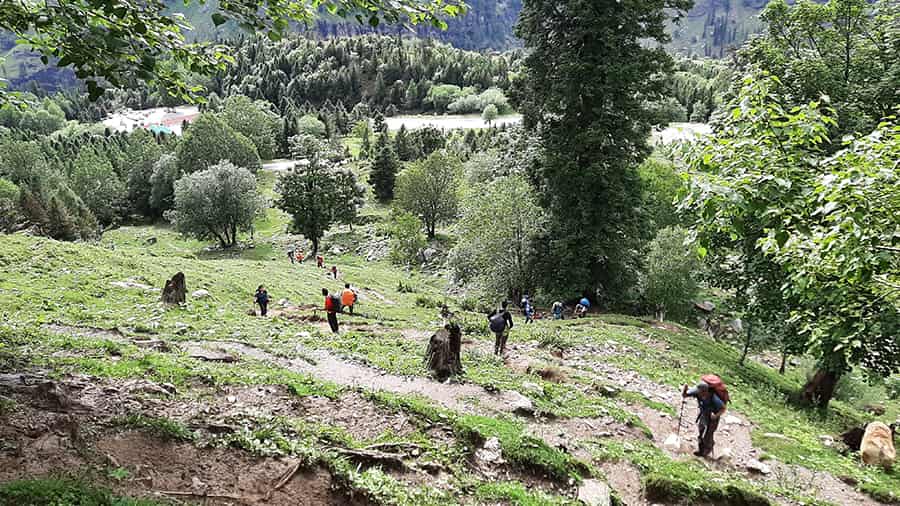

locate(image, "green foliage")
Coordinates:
0 96 66 134
741 0 900 141
0 177 20 231
369 132 400 202
0 478 164 506
387 210 427 265
168 161 264 248
217 96 281 160
296 114 327 138
515 0 691 301
638 156 683 232
642 226 699 322
176 114 260 175
448 88 510 115
122 129 165 218
276 158 362 256
0 0 464 103
682 73 900 405
425 84 465 113
395 151 462 238
148 153 180 215
449 174 545 299
481 103 499 124
68 148 125 227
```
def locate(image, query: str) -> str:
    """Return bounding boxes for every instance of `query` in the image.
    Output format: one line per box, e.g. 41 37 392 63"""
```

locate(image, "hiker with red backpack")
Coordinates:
682 374 729 458
323 287 341 333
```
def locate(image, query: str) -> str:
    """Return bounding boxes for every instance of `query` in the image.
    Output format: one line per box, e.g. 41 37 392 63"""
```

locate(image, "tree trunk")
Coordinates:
311 237 319 259
425 323 462 380
739 320 753 366
161 272 186 305
800 368 840 408
427 222 435 240
778 350 788 375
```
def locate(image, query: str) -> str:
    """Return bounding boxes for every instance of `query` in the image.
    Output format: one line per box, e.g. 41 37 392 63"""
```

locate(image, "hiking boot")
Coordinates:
693 450 704 457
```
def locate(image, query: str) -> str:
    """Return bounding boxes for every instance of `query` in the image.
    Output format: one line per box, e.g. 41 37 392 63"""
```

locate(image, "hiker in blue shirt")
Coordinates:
682 381 727 457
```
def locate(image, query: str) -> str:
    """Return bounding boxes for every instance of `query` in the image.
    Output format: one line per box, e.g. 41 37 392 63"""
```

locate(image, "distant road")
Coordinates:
385 114 522 131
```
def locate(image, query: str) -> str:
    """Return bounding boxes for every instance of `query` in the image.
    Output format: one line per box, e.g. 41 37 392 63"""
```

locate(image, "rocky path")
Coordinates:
41 324 884 506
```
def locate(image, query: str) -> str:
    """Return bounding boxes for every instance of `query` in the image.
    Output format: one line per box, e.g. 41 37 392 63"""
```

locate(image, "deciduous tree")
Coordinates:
395 151 461 239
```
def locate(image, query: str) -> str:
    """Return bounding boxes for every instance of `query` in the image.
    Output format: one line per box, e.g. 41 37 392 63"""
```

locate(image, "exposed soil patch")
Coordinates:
99 431 362 505
598 461 648 506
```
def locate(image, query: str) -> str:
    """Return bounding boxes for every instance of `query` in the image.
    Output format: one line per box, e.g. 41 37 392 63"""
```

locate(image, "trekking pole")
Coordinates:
677 396 686 439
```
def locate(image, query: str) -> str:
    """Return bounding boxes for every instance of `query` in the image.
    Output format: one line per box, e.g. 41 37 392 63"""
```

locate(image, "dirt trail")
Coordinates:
184 339 517 415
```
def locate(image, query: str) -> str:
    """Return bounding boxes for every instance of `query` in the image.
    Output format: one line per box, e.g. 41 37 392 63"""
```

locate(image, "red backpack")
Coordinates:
701 374 730 404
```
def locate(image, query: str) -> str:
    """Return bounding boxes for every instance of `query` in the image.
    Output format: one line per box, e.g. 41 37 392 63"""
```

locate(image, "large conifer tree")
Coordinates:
515 0 692 302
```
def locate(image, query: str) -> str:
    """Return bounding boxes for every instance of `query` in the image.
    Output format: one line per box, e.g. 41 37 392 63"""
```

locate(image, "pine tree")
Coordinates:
46 195 78 241
515 0 691 300
369 132 399 202
394 124 414 161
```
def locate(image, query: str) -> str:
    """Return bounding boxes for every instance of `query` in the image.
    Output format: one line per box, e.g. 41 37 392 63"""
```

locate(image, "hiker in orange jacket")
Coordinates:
341 283 357 314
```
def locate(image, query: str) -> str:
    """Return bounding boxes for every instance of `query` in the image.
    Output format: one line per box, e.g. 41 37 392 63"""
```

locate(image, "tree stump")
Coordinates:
425 323 462 380
161 272 186 305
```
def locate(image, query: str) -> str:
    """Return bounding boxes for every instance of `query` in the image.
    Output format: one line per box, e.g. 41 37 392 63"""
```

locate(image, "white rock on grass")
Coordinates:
475 437 504 465
500 390 534 416
746 459 772 475
191 289 211 299
577 479 611 506
722 415 743 426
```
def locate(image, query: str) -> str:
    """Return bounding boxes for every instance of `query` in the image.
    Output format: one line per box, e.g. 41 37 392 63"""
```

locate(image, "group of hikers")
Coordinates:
485 295 728 458
487 295 593 355
287 244 339 279
253 282 358 333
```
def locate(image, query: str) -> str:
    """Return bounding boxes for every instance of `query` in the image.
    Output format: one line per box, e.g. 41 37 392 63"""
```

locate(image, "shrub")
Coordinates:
641 226 699 322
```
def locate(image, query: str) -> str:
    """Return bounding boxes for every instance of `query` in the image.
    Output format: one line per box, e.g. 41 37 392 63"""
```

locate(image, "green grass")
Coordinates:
475 481 580 506
0 478 166 506
367 391 592 482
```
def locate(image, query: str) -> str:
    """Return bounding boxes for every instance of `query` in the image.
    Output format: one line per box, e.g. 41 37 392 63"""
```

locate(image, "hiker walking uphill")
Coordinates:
286 245 295 264
682 375 729 458
488 301 514 356
522 295 535 324
341 283 358 314
323 288 340 333
254 285 270 317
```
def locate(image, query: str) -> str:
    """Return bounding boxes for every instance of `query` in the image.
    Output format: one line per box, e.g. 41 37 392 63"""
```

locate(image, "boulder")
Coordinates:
577 479 611 506
663 434 682 451
722 415 743 426
187 347 238 363
819 435 835 447
422 248 438 262
475 437 504 466
191 289 211 299
694 301 715 313
501 390 534 416
746 459 772 475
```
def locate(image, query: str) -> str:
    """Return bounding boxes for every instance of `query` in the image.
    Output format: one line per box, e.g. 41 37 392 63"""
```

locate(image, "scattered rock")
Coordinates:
746 459 772 475
577 479 611 506
422 248 438 262
717 447 733 462
594 384 620 398
145 237 157 245
819 435 835 447
521 382 543 395
761 432 792 441
864 404 886 416
694 301 715 313
110 280 157 291
475 437 504 466
722 415 743 426
663 434 682 451
191 289 211 299
187 347 238 363
501 390 534 416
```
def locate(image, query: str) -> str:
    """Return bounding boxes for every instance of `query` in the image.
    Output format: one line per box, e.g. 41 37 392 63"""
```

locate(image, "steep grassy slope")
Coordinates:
1 166 898 505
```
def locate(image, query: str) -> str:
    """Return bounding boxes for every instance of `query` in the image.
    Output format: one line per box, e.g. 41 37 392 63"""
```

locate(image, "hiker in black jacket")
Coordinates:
488 301 514 356
254 285 270 316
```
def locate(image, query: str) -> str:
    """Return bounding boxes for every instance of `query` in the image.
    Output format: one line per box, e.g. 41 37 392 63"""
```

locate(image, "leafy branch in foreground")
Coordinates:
0 0 465 102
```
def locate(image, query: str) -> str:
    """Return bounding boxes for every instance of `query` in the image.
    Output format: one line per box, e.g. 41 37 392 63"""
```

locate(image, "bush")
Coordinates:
388 211 426 265
176 113 260 175
296 114 327 138
641 226 699 322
